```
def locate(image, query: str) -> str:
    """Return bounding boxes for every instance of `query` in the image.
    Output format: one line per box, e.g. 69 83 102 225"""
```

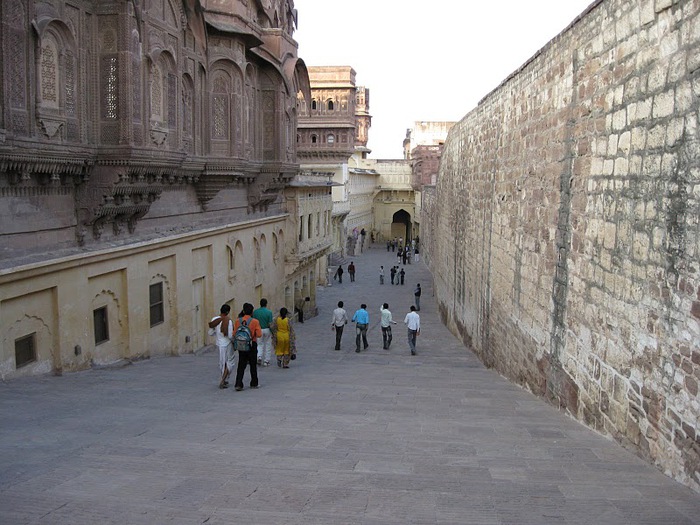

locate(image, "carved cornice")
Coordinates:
0 154 93 191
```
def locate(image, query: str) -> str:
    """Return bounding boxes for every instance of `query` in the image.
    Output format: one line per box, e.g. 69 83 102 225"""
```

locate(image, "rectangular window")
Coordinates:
94 306 109 344
15 334 36 368
150 282 164 327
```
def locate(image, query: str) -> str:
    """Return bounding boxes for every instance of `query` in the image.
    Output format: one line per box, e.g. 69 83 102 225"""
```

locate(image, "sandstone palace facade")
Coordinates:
0 0 314 378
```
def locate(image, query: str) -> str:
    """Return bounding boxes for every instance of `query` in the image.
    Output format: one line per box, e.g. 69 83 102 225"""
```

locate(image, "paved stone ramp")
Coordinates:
1 245 698 524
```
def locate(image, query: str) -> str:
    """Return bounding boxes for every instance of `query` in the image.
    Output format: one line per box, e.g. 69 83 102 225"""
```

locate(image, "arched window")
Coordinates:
150 63 164 121
311 134 317 144
227 245 234 272
327 99 334 111
212 73 230 140
40 35 59 109
182 76 193 135
311 99 317 110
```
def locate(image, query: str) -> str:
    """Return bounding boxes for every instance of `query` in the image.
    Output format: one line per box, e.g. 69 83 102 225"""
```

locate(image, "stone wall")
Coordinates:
428 0 700 490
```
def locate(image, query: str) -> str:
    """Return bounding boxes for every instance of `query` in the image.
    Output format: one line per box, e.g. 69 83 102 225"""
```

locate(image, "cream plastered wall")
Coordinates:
0 216 288 379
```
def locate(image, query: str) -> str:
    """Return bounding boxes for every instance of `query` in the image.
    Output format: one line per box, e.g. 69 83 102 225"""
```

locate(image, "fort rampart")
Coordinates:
428 0 700 490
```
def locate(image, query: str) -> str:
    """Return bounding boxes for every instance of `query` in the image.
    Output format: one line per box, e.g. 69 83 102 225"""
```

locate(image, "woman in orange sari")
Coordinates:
271 307 296 368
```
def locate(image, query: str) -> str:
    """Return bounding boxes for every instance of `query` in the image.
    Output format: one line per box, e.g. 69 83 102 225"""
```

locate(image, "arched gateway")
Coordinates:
391 209 412 241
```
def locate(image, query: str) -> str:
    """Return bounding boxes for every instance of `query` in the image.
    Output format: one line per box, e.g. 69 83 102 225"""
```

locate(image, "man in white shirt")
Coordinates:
209 304 235 388
330 301 349 351
380 303 397 349
403 305 421 355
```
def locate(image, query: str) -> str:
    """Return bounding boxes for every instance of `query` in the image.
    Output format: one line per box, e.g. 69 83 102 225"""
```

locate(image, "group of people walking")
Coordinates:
209 298 297 391
211 238 425 389
330 301 421 355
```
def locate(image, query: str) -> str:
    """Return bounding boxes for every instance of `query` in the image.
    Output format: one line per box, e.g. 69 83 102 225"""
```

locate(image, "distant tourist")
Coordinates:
348 261 356 282
209 304 234 389
390 266 397 285
233 303 262 391
331 301 349 351
404 305 421 355
351 304 370 353
379 265 385 285
414 284 422 311
271 307 296 368
253 298 274 367
380 303 397 350
334 265 344 283
399 268 405 285
295 296 310 323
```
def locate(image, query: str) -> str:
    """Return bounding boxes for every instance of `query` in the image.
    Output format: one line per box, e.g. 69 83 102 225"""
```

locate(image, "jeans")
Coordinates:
334 324 344 350
380 275 384 284
415 296 421 311
408 329 418 355
355 323 368 351
381 325 392 349
235 348 259 388
349 272 355 282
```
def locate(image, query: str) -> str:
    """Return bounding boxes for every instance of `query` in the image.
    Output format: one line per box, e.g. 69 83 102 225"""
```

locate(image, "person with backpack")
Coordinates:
270 307 296 368
209 304 235 389
233 302 262 391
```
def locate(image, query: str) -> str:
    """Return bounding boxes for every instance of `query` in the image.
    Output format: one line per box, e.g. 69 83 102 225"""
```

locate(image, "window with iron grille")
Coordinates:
94 306 109 344
150 282 164 327
15 334 36 368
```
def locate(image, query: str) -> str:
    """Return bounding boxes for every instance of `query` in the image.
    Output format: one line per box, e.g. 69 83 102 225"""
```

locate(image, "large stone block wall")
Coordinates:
430 0 700 490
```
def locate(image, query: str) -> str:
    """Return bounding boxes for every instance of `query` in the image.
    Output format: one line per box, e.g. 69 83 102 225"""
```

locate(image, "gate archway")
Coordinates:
391 209 412 242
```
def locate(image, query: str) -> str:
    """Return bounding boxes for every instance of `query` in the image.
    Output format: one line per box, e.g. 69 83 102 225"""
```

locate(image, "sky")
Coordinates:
293 0 595 159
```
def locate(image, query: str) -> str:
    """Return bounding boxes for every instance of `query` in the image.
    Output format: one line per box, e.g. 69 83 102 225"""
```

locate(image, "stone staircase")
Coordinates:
328 252 348 267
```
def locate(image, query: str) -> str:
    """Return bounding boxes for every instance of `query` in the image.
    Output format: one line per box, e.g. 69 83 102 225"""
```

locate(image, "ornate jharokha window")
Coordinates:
37 26 78 139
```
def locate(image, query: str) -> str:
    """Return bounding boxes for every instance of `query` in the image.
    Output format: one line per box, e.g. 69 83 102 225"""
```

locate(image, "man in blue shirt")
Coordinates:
351 304 370 353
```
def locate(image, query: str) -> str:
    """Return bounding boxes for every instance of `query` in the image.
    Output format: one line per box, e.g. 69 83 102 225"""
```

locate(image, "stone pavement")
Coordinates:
0 245 698 525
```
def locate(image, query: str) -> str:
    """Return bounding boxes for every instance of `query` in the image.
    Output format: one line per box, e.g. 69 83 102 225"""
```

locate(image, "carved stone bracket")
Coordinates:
248 170 295 213
39 118 65 139
75 164 169 244
195 165 252 208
